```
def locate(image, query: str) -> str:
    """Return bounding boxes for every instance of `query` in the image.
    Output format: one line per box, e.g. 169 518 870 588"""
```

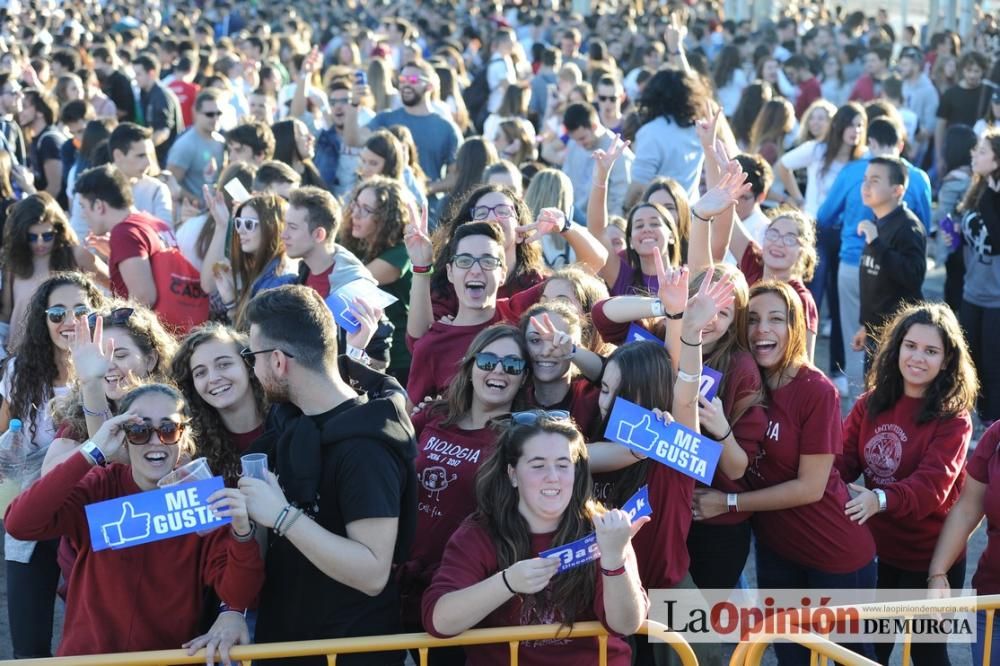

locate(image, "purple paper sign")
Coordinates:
700 366 723 402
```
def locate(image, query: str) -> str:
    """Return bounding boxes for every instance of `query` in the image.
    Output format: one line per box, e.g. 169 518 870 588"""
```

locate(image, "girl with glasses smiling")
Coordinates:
399 325 528 664
0 193 107 351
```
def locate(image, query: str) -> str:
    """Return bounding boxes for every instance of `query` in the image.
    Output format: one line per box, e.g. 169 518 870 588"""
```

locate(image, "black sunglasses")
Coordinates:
28 231 55 243
511 409 571 425
125 420 188 445
88 307 134 329
240 347 295 368
45 305 90 325
597 95 617 102
474 352 526 375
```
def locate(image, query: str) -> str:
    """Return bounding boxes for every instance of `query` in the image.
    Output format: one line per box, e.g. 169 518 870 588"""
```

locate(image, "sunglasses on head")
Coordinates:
28 231 55 243
511 409 571 425
88 307 134 329
233 216 259 233
474 351 526 375
124 420 188 445
46 304 90 324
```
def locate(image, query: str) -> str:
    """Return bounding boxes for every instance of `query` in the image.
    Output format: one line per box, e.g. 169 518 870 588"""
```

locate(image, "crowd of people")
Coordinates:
0 0 998 665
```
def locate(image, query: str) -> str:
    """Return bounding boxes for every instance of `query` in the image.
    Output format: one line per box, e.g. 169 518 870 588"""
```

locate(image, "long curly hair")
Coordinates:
473 413 601 629
431 183 544 296
51 300 179 440
169 322 267 483
339 176 409 264
865 303 979 424
2 272 104 441
230 193 287 328
1 193 80 279
638 69 711 128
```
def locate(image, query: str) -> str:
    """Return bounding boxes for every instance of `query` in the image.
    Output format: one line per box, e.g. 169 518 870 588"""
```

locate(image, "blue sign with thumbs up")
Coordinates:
626 323 660 345
604 397 722 484
85 477 229 551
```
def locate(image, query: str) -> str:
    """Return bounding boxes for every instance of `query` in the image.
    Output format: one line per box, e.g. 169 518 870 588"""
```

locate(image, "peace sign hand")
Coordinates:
72 314 113 385
529 313 576 359
591 135 629 180
403 195 433 267
516 208 566 244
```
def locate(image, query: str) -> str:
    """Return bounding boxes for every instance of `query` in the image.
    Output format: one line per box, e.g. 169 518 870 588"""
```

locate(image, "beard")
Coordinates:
261 375 291 404
400 87 423 107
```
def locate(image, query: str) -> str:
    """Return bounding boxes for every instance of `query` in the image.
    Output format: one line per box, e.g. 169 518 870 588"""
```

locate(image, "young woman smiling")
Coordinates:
839 303 977 666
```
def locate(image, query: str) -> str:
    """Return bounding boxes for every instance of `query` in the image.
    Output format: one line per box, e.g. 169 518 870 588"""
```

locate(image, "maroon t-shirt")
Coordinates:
838 394 970 572
745 365 876 573
525 376 601 440
400 411 500 625
227 425 265 454
738 242 819 334
965 423 1000 594
304 264 334 298
422 518 641 665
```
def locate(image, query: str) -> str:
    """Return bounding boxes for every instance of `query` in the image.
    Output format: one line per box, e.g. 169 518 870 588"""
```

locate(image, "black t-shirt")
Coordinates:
29 125 69 195
937 84 992 126
141 83 183 167
102 69 137 122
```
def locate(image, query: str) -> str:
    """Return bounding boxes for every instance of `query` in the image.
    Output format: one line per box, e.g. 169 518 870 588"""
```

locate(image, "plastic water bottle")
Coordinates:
0 419 27 516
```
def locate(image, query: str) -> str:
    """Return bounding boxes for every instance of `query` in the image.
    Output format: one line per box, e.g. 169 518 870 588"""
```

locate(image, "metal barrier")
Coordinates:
731 593 1000 666
1 620 697 666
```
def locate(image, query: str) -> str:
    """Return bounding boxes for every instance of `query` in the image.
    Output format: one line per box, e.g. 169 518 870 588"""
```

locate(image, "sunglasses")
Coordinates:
88 307 134 329
470 203 515 220
511 409 571 425
28 231 55 243
398 74 426 85
451 253 501 270
597 95 617 102
201 110 222 118
45 304 90 324
124 420 188 445
474 352 527 375
240 347 295 368
234 216 259 233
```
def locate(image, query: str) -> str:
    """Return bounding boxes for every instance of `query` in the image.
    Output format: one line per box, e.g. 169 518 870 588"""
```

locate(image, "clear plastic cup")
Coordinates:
156 457 212 488
240 453 268 480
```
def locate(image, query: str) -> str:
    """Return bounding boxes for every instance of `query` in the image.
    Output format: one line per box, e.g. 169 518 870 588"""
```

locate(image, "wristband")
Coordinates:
601 564 627 576
231 521 256 542
501 568 517 594
873 488 887 512
81 441 107 467
280 508 305 536
727 493 739 513
411 264 433 274
676 369 700 383
219 602 248 617
273 505 292 534
559 215 572 233
717 425 733 442
346 344 371 366
81 405 112 419
692 210 713 223
680 336 702 347
927 573 948 583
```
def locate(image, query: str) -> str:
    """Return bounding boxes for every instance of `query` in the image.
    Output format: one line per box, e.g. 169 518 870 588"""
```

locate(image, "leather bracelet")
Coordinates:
680 336 702 347
501 568 516 594
273 505 291 534
601 564 627 576
692 210 713 223
280 508 305 536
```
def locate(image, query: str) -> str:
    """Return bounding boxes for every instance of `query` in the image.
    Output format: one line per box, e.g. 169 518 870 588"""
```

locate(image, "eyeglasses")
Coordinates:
124 420 189 446
398 74 426 86
763 228 802 247
511 409 571 425
201 110 222 118
329 96 351 106
28 231 55 243
88 307 134 329
470 203 515 220
240 347 295 368
451 253 502 270
597 95 617 102
45 304 90 324
351 201 376 217
474 352 527 375
234 216 259 232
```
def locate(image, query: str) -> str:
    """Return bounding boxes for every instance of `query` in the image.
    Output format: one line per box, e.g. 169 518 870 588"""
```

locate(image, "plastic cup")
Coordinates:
157 457 212 488
240 453 268 480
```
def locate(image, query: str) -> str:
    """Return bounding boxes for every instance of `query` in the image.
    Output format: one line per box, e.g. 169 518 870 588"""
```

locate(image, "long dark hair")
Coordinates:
230 193 287 328
865 303 978 424
638 69 710 128
822 102 866 176
623 202 681 292
170 322 267 483
2 272 104 440
712 45 743 89
363 130 405 180
730 81 773 146
431 183 544 296
1 193 80 278
272 119 324 188
959 129 1000 213
441 137 499 217
473 414 600 628
339 177 409 264
600 342 674 507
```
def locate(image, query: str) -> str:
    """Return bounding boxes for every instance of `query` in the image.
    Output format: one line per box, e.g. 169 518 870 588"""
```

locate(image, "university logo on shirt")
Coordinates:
863 423 907 482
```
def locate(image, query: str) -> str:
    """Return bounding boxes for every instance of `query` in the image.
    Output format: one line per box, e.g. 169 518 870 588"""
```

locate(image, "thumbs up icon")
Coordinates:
616 414 660 452
101 501 152 547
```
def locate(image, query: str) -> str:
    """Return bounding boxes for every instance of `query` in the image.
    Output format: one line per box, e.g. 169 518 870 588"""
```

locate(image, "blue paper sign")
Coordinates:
604 397 722 484
325 292 362 334
700 366 723 402
85 476 229 551
324 280 400 335
538 486 653 573
626 323 660 345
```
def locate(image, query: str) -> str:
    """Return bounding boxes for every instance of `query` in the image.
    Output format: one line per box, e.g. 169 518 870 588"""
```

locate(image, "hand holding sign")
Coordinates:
697 395 731 441
207 487 252 536
344 296 384 351
102 501 152 547
325 281 396 335
504 557 561 594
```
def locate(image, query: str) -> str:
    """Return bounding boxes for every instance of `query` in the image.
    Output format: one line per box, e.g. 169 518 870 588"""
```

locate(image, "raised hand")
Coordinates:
300 46 321 78
694 101 721 149
213 261 237 305
664 12 687 52
516 208 566 244
529 313 576 359
505 557 560 594
691 158 751 220
591 135 629 180
682 271 735 337
653 253 689 317
90 411 143 461
403 196 433 266
594 508 647 566
203 184 230 229
72 314 113 384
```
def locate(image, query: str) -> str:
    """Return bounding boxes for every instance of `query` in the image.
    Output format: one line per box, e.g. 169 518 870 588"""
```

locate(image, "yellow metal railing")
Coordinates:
733 593 1000 666
1 620 697 666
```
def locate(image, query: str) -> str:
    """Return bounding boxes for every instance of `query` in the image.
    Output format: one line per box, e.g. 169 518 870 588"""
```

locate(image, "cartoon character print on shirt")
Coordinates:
519 589 572 648
863 423 906 483
962 209 998 258
418 466 457 502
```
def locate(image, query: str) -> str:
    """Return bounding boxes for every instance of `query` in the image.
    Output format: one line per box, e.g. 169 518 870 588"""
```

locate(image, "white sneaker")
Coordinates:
833 375 849 397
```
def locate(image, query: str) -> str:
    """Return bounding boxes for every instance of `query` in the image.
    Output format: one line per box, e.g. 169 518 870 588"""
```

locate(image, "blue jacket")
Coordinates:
817 157 932 267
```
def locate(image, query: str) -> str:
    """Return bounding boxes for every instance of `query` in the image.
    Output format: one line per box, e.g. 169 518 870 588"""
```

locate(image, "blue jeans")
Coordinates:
754 540 877 665
975 610 1000 666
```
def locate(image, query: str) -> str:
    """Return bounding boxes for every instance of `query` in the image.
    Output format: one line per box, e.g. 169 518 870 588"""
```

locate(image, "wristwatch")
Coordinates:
81 441 108 467
873 488 887 513
346 344 371 366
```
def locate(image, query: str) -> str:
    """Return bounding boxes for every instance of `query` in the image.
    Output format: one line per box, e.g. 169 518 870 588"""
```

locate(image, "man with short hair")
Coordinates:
248 88 276 125
935 52 995 171
225 121 275 165
166 89 226 204
93 46 137 123
133 53 184 168
165 53 201 127
852 155 926 369
784 55 822 118
254 160 301 198
307 79 361 198
528 47 560 120
109 122 174 223
559 28 586 70
486 29 516 116
562 103 632 223
74 164 208 331
732 153 774 244
595 76 625 134
0 73 28 167
284 186 394 368
849 46 892 102
241 284 416 666
19 88 68 201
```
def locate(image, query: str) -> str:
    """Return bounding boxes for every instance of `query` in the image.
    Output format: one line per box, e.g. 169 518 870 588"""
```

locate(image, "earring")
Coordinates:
511 479 517 488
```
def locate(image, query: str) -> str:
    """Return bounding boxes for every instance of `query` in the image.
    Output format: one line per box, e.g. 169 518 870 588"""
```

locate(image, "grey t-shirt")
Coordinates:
961 189 1000 308
166 128 225 199
367 109 461 181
